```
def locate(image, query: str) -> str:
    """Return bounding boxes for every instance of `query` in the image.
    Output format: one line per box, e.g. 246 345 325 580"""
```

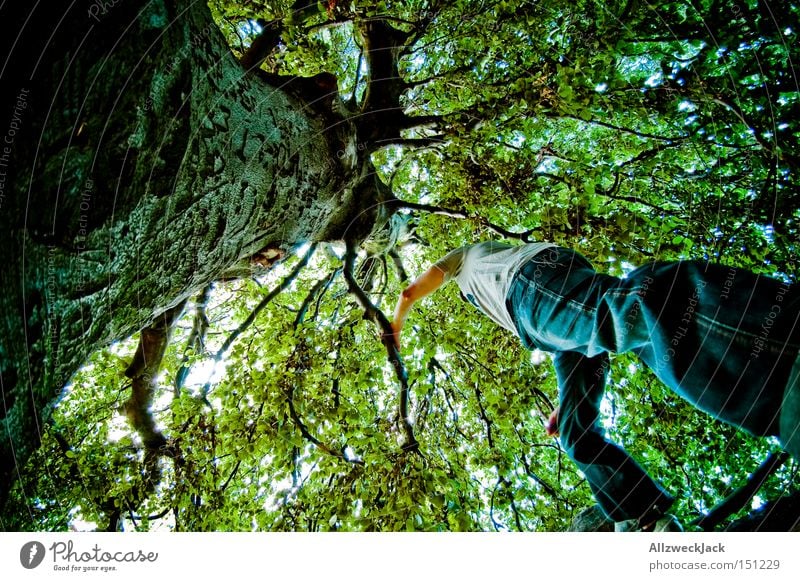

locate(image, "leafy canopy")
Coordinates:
5 0 799 531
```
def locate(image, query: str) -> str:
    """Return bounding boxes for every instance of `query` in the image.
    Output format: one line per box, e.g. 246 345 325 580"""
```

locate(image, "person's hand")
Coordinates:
544 406 559 437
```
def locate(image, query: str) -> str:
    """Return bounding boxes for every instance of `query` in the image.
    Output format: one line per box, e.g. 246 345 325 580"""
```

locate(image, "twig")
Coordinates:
197 246 316 400
389 199 540 241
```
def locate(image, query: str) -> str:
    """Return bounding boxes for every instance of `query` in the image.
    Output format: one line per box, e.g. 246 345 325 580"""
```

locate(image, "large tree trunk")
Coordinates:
0 0 376 508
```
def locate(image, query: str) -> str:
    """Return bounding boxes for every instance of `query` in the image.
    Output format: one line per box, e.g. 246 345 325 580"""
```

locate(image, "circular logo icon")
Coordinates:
20 541 46 569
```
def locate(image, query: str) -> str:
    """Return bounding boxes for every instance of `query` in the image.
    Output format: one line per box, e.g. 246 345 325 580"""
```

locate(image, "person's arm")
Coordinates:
389 264 447 348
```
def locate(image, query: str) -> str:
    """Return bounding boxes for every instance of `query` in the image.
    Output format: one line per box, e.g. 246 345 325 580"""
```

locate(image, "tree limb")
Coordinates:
215 246 316 360
562 113 685 142
240 19 282 71
356 17 410 143
690 451 790 531
123 302 186 450
389 199 542 241
294 268 342 327
374 136 446 149
175 285 212 395
286 382 364 465
342 242 418 452
198 246 316 400
472 382 494 449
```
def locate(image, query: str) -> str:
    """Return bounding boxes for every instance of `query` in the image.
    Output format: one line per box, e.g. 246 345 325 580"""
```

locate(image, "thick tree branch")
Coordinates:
359 18 409 112
240 19 282 71
356 18 411 144
342 242 418 451
123 302 186 450
690 451 790 531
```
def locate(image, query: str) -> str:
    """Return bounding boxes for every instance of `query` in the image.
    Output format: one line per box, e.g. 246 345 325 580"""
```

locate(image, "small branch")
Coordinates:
373 136 446 149
216 246 316 359
342 242 418 451
711 97 775 154
617 142 680 169
294 268 342 327
518 449 563 500
489 479 505 531
501 476 525 532
562 113 685 142
403 64 473 88
395 114 445 130
125 506 173 524
198 246 316 399
388 249 409 282
175 285 212 395
597 172 675 214
286 383 364 465
472 382 494 449
389 199 540 242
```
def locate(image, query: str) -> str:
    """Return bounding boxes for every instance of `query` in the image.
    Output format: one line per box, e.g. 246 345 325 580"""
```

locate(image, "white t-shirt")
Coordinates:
433 241 554 334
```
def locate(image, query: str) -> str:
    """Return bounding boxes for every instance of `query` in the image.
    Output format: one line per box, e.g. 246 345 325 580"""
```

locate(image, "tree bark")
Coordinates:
0 0 378 508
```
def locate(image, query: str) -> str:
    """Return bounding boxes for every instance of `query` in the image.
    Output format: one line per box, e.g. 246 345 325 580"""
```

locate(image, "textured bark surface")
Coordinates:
0 0 375 507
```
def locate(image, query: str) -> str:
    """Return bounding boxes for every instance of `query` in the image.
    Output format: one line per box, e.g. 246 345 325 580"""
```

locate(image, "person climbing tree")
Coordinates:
389 241 800 532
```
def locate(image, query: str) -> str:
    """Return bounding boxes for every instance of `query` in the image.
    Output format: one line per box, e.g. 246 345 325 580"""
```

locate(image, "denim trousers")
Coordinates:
507 247 800 521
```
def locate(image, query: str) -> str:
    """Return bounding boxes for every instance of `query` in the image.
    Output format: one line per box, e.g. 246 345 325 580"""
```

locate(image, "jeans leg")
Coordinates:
604 262 800 438
508 248 619 354
780 356 800 459
555 350 674 521
508 249 800 517
509 251 674 521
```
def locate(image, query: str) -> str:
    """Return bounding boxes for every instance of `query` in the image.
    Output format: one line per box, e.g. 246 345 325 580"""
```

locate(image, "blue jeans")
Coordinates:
507 247 800 521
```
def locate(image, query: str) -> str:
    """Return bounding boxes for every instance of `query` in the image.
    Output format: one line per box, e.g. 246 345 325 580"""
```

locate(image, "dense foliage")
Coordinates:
4 0 799 531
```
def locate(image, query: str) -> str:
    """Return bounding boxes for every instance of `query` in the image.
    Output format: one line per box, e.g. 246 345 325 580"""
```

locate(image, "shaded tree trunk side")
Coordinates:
0 0 374 509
